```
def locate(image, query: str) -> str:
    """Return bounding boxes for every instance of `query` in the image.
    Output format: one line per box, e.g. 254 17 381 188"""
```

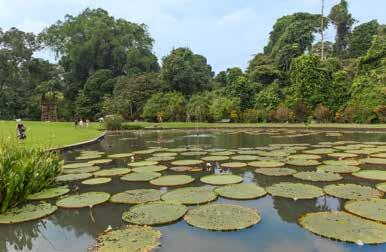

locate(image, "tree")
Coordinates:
142 92 186 122
246 53 281 85
161 47 213 95
209 97 240 122
254 82 282 111
349 20 379 57
329 0 356 58
187 92 215 122
312 41 334 58
225 76 258 110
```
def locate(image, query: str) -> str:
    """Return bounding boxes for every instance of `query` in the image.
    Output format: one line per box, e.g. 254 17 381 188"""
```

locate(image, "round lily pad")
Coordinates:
62 166 101 174
150 175 195 186
111 189 162 204
200 174 243 185
259 150 289 157
169 166 195 172
209 151 235 156
286 159 320 166
316 165 360 173
293 171 343 182
0 203 58 224
344 199 386 223
303 148 335 155
121 172 161 182
171 159 203 166
93 168 131 177
376 182 386 192
27 186 70 200
153 152 178 157
107 153 133 159
161 187 217 205
289 154 321 160
122 202 187 225
56 173 92 182
146 156 175 161
323 159 359 166
180 151 207 156
88 159 113 165
184 204 261 231
299 211 386 244
93 225 161 252
63 163 92 169
360 158 386 165
231 155 258 161
82 177 112 185
323 184 383 200
248 160 285 168
76 154 101 160
266 182 324 199
214 184 266 200
133 149 156 155
327 152 358 159
128 161 158 167
56 192 110 208
371 153 386 158
201 156 230 161
132 165 167 173
353 170 386 181
221 162 247 168
254 168 296 176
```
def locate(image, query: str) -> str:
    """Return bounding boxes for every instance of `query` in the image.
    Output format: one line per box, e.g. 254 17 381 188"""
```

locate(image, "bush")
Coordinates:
0 140 62 212
313 104 331 123
142 92 186 122
374 105 386 123
104 114 124 130
121 123 145 130
292 101 309 122
274 103 291 122
240 109 260 123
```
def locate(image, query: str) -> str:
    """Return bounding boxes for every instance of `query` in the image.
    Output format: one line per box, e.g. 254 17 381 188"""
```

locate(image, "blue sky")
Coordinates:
1 0 385 73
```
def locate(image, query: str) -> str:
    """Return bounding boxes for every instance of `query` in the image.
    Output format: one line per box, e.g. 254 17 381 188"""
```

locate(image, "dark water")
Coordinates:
1 129 386 252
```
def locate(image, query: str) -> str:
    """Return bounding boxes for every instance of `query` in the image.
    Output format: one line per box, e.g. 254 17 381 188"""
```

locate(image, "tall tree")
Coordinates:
349 20 379 57
246 53 281 85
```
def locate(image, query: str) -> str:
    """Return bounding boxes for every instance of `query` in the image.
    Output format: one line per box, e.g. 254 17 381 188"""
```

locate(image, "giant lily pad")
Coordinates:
63 163 92 169
344 199 386 223
316 165 360 174
259 150 289 157
169 166 194 172
82 177 112 185
323 184 383 200
184 204 261 231
360 158 386 165
254 168 296 176
128 161 158 167
0 203 57 224
93 168 131 177
56 192 110 208
62 166 101 174
376 182 386 192
289 154 321 160
221 162 247 168
146 156 175 161
327 153 358 159
121 172 161 182
122 202 187 225
299 211 386 244
201 156 230 161
133 149 156 155
56 173 92 182
353 170 386 181
266 182 324 199
107 153 133 159
27 186 70 200
76 154 101 160
152 152 178 157
200 174 243 185
323 159 359 166
286 159 320 166
132 165 167 173
293 171 343 182
248 160 285 168
231 155 258 161
150 175 195 186
371 153 386 158
92 225 161 252
171 160 203 166
88 159 113 165
214 184 266 200
161 187 217 205
180 151 207 156
303 148 335 155
111 189 162 204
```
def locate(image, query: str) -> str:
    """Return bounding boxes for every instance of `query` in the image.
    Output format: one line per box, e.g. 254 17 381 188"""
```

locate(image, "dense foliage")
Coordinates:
1 2 385 123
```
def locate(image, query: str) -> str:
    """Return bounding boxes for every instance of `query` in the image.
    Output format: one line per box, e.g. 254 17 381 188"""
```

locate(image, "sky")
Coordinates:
1 0 386 73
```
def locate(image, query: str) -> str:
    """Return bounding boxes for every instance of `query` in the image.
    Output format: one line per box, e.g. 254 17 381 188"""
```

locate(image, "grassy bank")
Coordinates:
0 121 103 149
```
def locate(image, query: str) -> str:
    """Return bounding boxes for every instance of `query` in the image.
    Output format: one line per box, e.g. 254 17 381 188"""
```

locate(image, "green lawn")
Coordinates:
0 121 104 149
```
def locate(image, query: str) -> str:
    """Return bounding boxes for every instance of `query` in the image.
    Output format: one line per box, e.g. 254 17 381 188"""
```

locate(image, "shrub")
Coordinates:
274 103 291 122
374 105 386 123
142 92 186 122
0 140 62 212
240 109 260 123
313 104 331 123
209 97 240 122
104 114 124 130
292 101 309 122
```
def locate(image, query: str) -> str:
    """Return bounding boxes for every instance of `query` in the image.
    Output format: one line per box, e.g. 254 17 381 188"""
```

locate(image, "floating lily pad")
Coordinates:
200 174 243 185
161 187 217 205
266 182 324 199
56 173 92 182
254 168 297 176
323 159 359 166
63 163 92 169
327 152 358 159
150 175 195 186
316 165 360 173
299 211 386 244
169 166 194 172
93 168 131 177
111 189 162 204
93 225 161 252
353 170 386 181
259 150 289 157
88 159 113 165
184 204 261 231
248 160 285 168
165 148 187 152
128 161 158 167
201 156 230 161
56 192 110 208
180 151 207 156
76 154 101 160
360 158 386 165
133 149 156 155
238 150 263 155
371 153 386 158
0 203 58 224
304 148 335 154
231 155 258 161
206 148 226 152
289 154 321 160
293 171 342 182
323 184 383 200
153 152 178 157
209 151 235 156
62 166 101 174
27 186 70 200
376 182 386 192
221 162 247 168
344 199 386 223
107 153 133 159
82 177 112 185
122 202 187 225
171 160 203 166
146 156 175 161
286 159 320 166
121 172 161 182
214 184 266 200
131 165 167 173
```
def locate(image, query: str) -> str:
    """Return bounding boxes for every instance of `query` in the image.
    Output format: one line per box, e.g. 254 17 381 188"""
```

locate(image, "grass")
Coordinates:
0 121 104 149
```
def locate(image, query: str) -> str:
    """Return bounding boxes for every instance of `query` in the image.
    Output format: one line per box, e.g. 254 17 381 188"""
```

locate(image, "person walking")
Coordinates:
16 119 27 140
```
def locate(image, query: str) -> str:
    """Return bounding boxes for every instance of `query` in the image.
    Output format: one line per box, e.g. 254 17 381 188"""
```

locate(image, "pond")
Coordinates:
1 129 386 252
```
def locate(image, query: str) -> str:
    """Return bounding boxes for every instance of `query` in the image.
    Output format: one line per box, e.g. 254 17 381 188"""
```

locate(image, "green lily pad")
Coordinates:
289 154 321 160
344 199 386 223
371 153 386 158
93 225 161 252
111 189 162 204
81 177 112 185
76 154 102 160
128 161 158 167
122 202 187 225
180 151 207 156
150 175 195 186
248 160 285 168
266 182 324 199
161 187 217 205
62 166 101 174
303 148 335 154
299 211 386 244
169 166 194 172
93 168 131 177
221 162 247 168
353 170 386 181
56 173 92 182
293 171 342 182
231 155 258 161
0 203 58 224
88 159 113 165
323 184 383 200
63 162 93 169
200 174 243 185
209 151 235 156
56 192 110 208
316 165 360 173
323 159 359 166
146 156 175 161
214 184 266 200
171 160 203 166
238 150 263 155
152 152 178 157
360 158 386 165
376 182 386 192
327 152 358 159
132 165 167 173
259 150 289 157
184 204 261 231
133 149 156 155
107 153 133 159
165 148 188 152
286 159 320 166
201 156 230 161
121 172 161 182
27 186 70 200
254 168 297 176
